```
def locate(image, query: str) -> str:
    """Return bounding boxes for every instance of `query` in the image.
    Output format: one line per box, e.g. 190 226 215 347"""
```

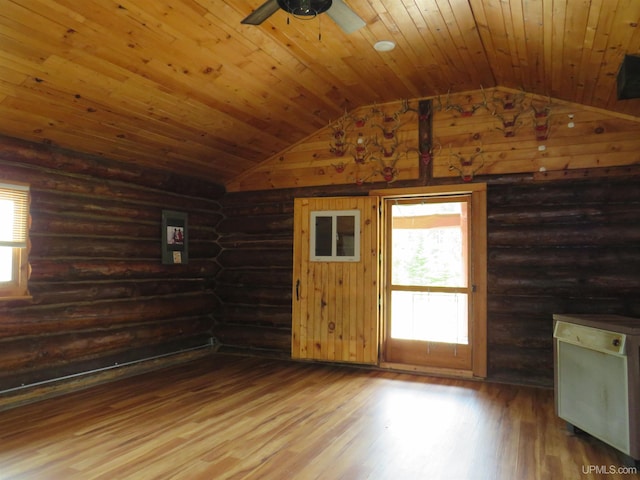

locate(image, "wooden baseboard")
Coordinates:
0 347 214 412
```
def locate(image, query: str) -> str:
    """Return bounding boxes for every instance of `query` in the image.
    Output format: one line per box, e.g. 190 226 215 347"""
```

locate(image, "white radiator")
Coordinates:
553 314 640 463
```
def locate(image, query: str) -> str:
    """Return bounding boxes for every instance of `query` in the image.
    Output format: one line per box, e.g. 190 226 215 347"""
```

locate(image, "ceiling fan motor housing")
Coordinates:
277 0 332 17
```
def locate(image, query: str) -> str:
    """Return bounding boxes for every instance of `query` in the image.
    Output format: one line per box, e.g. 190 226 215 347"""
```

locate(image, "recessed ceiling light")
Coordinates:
374 40 396 52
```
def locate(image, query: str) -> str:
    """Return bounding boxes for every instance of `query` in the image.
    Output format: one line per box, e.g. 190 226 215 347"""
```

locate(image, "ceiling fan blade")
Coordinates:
241 0 281 25
326 0 366 34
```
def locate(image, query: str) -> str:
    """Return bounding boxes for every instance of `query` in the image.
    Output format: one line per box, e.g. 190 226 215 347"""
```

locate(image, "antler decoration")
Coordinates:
371 115 401 139
329 114 349 157
531 96 553 141
372 153 400 183
448 145 485 182
331 162 346 173
372 135 399 158
490 88 529 137
401 99 419 114
444 87 489 117
348 112 369 128
493 111 523 137
492 88 527 111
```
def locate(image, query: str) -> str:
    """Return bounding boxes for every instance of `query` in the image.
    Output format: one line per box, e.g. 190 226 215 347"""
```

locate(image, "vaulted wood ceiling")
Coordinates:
1 1 639 186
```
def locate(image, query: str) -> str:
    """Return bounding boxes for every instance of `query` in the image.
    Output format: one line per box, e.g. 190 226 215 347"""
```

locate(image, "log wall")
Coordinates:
0 135 224 394
486 177 640 385
216 176 640 386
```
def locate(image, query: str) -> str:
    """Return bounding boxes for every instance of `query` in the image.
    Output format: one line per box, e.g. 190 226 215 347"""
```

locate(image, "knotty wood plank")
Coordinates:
0 354 633 479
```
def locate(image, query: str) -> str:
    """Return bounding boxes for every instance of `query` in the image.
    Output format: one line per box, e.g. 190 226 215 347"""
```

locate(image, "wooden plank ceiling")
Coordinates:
0 0 639 186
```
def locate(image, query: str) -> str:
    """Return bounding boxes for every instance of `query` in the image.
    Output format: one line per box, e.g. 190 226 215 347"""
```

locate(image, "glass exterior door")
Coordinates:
385 196 473 370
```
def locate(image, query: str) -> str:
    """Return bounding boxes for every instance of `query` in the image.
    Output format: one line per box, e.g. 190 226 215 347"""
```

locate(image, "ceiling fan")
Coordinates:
241 0 366 34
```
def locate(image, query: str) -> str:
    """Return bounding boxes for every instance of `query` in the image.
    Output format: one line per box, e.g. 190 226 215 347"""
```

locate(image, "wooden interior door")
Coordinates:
292 196 379 364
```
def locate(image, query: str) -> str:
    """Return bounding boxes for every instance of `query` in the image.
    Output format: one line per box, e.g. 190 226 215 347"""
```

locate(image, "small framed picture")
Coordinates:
162 210 188 264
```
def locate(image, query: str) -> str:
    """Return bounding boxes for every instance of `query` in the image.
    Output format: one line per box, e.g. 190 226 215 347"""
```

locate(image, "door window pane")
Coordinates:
391 291 468 344
314 216 333 257
391 202 467 288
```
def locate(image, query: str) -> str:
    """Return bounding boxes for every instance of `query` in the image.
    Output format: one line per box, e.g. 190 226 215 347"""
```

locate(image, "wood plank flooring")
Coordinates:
0 354 635 480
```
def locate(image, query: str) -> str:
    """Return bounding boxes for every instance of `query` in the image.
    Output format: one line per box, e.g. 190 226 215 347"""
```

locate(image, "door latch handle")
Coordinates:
296 279 300 301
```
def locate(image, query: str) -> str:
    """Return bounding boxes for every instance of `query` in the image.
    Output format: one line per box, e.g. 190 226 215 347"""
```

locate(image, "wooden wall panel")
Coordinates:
226 88 640 192
0 135 223 394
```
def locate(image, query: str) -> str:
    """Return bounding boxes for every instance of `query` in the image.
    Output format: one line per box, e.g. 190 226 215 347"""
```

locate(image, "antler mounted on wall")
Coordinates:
491 88 528 137
448 145 485 182
372 135 399 158
328 113 350 156
371 153 400 183
493 111 524 137
444 88 489 117
531 97 553 141
324 99 420 185
492 89 527 111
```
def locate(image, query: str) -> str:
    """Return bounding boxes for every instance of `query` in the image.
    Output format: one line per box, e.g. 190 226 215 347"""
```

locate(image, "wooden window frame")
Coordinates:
0 181 31 300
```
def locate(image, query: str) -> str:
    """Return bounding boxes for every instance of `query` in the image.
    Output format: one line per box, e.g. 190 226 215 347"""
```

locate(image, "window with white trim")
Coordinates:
310 210 361 262
0 181 30 299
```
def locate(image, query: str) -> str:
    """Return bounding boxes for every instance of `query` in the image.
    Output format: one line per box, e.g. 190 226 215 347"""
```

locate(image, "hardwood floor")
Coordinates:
0 354 635 480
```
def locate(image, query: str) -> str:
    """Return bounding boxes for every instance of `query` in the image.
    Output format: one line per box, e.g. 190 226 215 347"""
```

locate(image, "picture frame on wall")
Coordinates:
162 210 188 265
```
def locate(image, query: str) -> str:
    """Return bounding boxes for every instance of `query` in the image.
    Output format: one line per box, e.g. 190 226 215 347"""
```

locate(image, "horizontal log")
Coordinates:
488 224 640 246
30 236 161 259
1 160 221 212
30 235 220 260
31 190 161 223
0 134 225 198
31 190 224 229
487 270 640 295
217 234 292 249
488 204 640 225
213 324 290 351
488 246 640 268
488 179 640 206
217 268 292 287
0 294 218 338
217 249 293 269
216 285 291 307
30 213 220 244
216 305 291 328
190 240 222 258
27 279 215 306
488 345 553 374
217 214 294 235
31 211 158 238
0 317 212 377
487 318 553 350
29 259 221 281
487 294 637 316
